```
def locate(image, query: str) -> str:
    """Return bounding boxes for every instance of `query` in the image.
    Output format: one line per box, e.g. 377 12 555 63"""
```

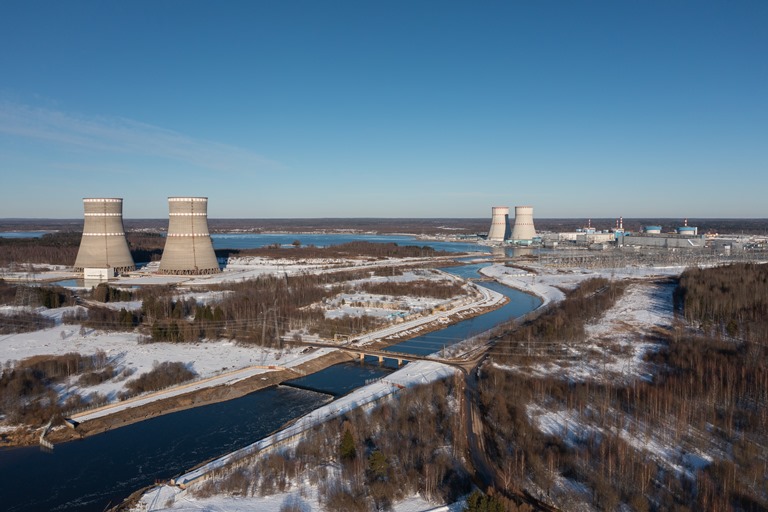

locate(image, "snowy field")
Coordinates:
140 491 465 512
322 269 465 320
480 263 686 307
114 254 470 287
0 313 331 411
482 261 686 382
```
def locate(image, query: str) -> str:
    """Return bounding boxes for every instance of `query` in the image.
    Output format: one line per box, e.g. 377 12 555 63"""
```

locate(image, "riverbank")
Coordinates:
1 266 506 448
130 360 457 512
58 288 505 446
3 350 356 448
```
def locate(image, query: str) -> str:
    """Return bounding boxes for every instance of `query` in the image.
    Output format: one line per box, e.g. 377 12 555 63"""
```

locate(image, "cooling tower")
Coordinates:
511 206 537 242
487 206 511 242
158 197 220 275
73 198 135 273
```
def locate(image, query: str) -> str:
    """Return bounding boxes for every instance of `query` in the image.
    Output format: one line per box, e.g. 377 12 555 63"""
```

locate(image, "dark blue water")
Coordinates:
284 361 396 396
211 232 487 253
385 264 542 356
0 362 395 512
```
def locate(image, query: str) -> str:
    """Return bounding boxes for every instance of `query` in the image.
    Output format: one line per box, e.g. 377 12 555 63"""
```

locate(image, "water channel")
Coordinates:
0 262 541 512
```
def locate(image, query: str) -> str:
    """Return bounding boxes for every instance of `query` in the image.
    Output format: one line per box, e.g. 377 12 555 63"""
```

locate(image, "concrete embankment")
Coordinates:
43 350 355 445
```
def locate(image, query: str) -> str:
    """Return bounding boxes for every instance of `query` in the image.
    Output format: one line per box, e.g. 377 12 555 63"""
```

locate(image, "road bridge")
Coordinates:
298 340 482 374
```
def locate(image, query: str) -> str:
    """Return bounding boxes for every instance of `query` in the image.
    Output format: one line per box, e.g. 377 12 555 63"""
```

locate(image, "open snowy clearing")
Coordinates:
0 317 329 411
490 278 678 384
140 490 464 512
480 262 686 307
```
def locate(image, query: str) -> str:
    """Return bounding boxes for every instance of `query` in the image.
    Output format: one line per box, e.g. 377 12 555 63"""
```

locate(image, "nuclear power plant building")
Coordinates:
159 197 220 275
73 198 136 274
511 206 537 243
487 206 511 242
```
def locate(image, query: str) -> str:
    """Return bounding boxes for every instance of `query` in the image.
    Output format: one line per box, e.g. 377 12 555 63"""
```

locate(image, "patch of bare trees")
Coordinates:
120 361 196 398
0 351 109 425
217 241 455 261
477 265 768 510
194 379 476 510
359 280 464 300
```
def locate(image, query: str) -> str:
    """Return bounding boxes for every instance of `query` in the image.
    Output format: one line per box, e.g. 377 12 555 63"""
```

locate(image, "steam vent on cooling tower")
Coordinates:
74 198 135 273
487 206 511 242
158 197 220 275
511 206 537 243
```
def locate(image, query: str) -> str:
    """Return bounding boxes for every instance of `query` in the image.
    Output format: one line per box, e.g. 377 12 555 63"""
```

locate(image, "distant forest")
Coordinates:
0 233 453 267
2 217 767 236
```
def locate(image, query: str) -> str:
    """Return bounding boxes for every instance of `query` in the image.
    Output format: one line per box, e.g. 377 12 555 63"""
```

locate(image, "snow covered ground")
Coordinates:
527 402 715 480
0 316 331 411
322 269 464 320
480 263 686 307
136 361 457 511
0 264 494 426
490 278 678 384
68 347 334 424
354 283 504 345
141 491 464 512
109 254 468 288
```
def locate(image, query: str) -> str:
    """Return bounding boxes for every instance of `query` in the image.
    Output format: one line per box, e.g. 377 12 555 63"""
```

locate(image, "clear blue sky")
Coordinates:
1 1 766 219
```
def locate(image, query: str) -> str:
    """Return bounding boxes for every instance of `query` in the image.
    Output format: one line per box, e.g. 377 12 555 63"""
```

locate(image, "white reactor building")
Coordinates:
73 198 135 274
158 197 220 275
511 205 537 243
487 206 512 242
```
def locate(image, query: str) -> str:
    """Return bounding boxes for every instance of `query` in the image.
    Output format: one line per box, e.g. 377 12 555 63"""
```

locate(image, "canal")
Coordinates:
0 263 540 512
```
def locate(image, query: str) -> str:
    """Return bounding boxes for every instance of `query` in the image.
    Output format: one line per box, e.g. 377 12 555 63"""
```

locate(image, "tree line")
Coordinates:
359 279 465 300
218 241 455 261
674 262 768 343
0 232 454 266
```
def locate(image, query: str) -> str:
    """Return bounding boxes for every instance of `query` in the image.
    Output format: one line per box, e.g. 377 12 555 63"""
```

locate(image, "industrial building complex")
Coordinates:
67 196 762 280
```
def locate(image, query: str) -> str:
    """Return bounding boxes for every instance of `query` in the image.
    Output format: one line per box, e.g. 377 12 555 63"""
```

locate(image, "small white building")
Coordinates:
84 267 116 281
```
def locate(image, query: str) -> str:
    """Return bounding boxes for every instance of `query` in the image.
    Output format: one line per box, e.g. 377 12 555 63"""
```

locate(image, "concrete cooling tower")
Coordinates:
487 206 511 242
74 198 135 273
159 197 220 275
511 206 537 242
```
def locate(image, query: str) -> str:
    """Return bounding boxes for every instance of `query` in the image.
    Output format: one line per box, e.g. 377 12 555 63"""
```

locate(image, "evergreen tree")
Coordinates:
339 429 356 461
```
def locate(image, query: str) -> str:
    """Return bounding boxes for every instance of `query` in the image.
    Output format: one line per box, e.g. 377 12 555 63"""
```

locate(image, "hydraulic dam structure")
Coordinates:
73 198 135 274
159 197 220 275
